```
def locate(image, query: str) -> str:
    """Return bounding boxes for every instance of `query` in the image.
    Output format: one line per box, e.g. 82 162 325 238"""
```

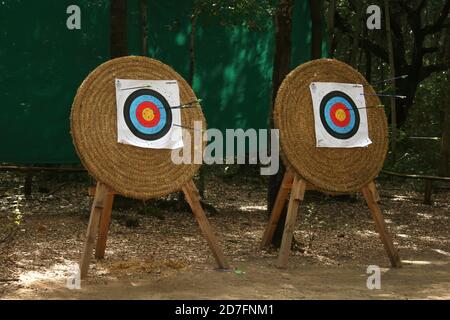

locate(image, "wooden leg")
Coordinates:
80 182 109 279
276 175 307 268
88 186 96 196
182 180 230 270
368 181 381 202
361 185 402 268
95 191 115 259
260 169 294 248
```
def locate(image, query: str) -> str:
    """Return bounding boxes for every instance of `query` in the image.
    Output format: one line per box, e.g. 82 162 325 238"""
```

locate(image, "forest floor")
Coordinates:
0 169 449 300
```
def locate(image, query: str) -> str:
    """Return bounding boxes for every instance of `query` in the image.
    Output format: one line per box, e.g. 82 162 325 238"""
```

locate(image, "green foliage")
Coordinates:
331 0 449 175
386 70 450 175
193 0 276 30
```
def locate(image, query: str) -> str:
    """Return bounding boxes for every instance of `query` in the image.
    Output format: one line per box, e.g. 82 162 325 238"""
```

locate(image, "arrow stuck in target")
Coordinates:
361 93 407 99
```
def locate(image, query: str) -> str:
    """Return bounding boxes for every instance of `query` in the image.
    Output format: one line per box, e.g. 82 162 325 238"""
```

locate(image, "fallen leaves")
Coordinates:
0 169 449 298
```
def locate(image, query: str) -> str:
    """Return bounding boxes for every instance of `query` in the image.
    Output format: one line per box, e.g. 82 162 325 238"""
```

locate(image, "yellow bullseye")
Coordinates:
142 108 155 122
335 109 347 122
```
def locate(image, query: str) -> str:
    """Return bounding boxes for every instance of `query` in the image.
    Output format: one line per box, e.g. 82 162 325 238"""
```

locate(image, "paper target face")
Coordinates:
123 88 172 141
310 82 371 148
319 91 360 140
116 79 183 149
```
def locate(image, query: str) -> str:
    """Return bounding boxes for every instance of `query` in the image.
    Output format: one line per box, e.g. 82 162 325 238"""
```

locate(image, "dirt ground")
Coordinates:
1 170 449 300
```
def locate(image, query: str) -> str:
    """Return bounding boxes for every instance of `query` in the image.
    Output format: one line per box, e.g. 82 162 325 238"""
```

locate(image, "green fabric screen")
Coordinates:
0 0 320 164
0 0 109 163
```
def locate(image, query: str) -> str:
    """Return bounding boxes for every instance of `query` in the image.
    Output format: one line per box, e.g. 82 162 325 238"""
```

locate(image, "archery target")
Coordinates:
116 79 183 149
310 82 371 148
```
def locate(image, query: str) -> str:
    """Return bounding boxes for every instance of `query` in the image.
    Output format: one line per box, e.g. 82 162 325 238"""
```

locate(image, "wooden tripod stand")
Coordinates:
79 180 230 279
261 169 402 268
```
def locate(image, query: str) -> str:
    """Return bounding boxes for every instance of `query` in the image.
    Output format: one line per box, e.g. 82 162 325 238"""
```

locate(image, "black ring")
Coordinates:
123 89 173 141
319 91 360 140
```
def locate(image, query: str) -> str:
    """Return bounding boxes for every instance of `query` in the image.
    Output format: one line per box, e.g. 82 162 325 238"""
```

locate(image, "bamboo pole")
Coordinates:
384 0 397 161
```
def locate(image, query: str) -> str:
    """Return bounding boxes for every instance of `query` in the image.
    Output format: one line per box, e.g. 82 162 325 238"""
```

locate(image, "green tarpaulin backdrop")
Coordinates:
0 0 322 164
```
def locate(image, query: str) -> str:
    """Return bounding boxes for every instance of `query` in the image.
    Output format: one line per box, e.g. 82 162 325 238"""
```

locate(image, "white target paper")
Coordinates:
115 79 183 150
310 82 372 148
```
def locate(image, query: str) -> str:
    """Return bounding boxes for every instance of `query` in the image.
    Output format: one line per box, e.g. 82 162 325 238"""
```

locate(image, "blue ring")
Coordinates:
129 95 167 135
323 97 355 134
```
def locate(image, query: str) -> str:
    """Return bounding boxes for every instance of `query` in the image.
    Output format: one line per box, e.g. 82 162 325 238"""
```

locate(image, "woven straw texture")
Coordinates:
274 59 388 192
71 56 205 199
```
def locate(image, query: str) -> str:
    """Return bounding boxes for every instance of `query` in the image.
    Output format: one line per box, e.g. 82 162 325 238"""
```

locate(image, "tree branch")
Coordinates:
420 63 449 80
415 0 428 13
398 1 413 13
423 0 450 34
390 14 406 64
399 0 428 15
423 46 439 54
335 10 389 62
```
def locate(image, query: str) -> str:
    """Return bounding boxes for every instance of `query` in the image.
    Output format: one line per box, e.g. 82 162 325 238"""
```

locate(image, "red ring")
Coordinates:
136 102 161 128
330 103 351 127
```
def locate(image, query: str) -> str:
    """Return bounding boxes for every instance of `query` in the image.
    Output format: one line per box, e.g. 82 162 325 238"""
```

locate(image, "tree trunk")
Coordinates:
110 0 128 58
350 2 361 67
270 0 294 109
384 0 397 161
267 0 294 248
189 13 206 197
189 14 197 87
309 0 323 60
364 27 372 82
439 27 450 177
327 0 336 57
139 0 148 56
441 95 450 177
